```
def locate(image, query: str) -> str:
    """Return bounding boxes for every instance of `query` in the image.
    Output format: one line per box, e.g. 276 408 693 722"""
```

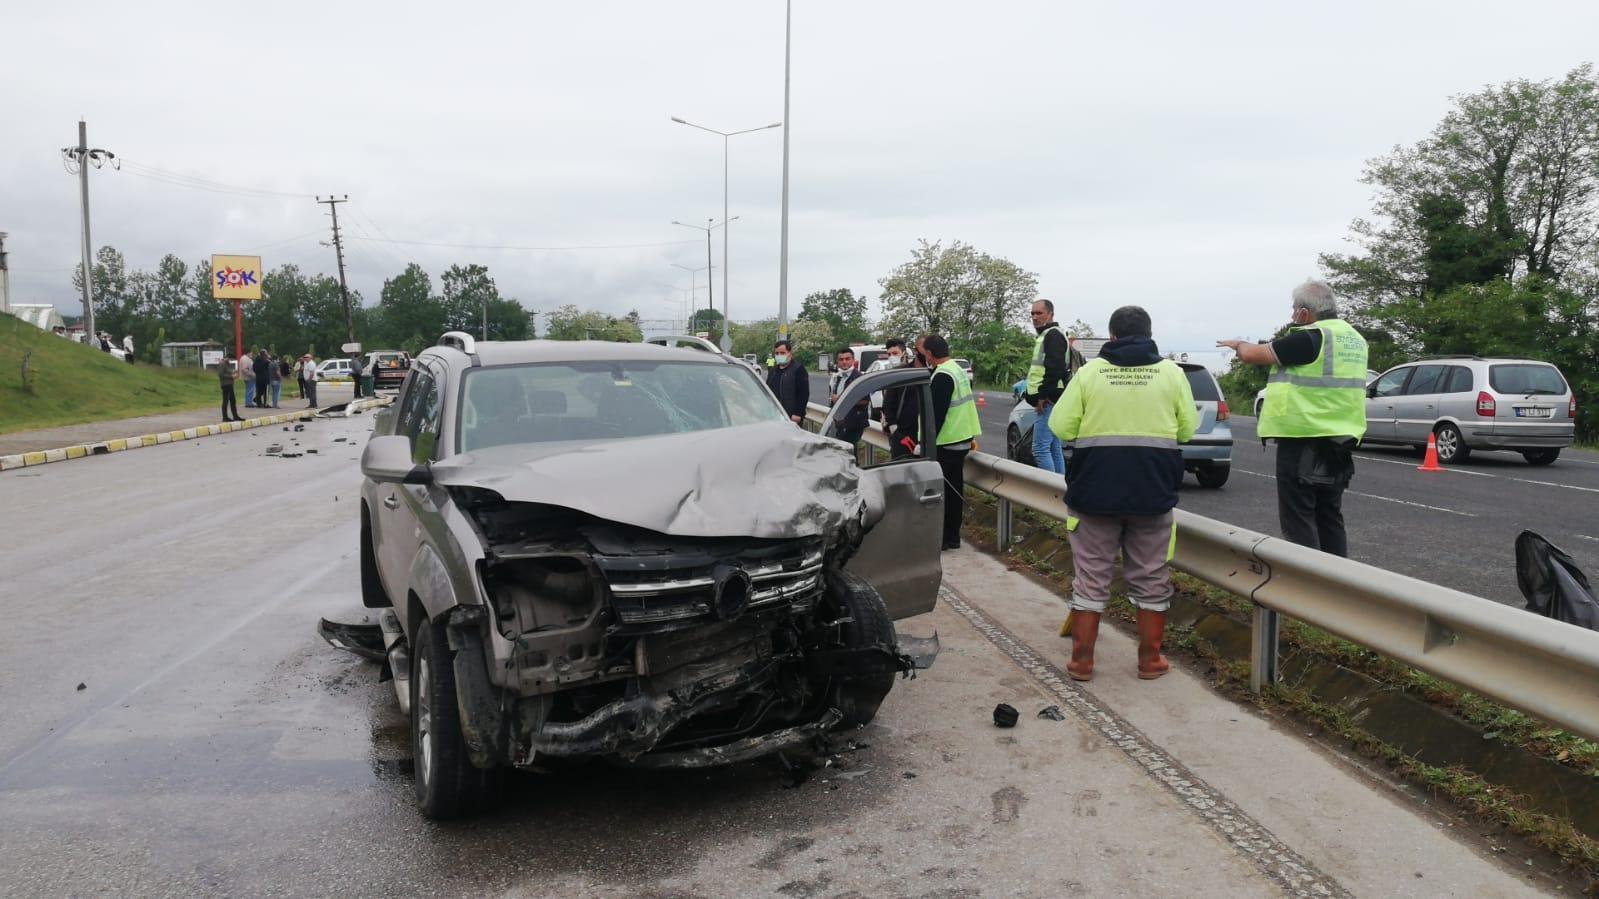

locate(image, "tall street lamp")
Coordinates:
670 263 713 333
670 117 781 351
672 218 736 341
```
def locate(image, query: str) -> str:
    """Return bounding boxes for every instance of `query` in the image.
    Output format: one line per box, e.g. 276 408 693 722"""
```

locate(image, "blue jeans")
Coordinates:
1032 401 1065 473
271 381 282 406
244 381 256 408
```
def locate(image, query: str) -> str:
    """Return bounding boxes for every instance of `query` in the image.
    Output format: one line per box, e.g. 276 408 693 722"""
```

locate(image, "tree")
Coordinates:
439 264 501 336
374 263 445 350
484 296 532 340
688 306 724 335
786 319 837 368
1323 65 1599 314
542 305 642 342
797 288 869 343
1064 318 1098 338
876 240 1038 351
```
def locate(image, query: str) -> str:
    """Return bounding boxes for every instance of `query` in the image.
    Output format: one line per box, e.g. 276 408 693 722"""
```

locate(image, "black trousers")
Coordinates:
937 446 970 547
1274 438 1350 557
220 384 238 420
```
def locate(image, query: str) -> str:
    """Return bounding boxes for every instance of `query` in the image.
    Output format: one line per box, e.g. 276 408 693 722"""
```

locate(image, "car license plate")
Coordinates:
1515 407 1553 418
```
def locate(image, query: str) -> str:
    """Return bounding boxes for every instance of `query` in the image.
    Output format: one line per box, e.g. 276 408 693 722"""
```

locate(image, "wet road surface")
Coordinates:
0 410 1559 896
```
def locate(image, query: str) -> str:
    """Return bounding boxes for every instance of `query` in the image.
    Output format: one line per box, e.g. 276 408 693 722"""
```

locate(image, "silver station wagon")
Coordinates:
1362 357 1575 465
352 333 943 817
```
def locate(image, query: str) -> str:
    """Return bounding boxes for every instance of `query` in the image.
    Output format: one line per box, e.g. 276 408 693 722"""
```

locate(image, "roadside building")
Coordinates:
160 340 227 369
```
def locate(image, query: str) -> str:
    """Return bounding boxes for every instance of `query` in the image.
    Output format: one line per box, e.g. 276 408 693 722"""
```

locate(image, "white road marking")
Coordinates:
1233 468 1475 516
1576 535 1599 543
1507 477 1599 494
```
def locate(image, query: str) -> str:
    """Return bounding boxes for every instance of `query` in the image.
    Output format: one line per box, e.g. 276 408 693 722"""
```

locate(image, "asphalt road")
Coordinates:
810 371 1599 607
0 398 1561 895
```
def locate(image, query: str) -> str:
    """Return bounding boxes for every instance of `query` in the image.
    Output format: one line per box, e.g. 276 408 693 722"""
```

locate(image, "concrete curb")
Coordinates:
0 409 318 472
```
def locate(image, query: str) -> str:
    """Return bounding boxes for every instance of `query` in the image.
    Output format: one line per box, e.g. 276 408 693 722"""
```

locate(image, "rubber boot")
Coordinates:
1136 609 1170 680
1067 611 1101 682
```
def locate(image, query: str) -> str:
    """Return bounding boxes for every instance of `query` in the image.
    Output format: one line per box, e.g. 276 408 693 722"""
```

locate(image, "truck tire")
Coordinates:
822 570 898 729
412 615 498 819
360 506 392 609
1195 464 1230 488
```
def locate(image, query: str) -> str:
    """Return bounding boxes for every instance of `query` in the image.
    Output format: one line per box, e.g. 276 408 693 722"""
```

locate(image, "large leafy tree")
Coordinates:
374 263 446 353
797 288 869 344
877 239 1037 349
439 263 499 335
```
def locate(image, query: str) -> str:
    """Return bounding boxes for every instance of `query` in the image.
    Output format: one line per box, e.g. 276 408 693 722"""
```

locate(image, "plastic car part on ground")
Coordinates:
1516 531 1599 630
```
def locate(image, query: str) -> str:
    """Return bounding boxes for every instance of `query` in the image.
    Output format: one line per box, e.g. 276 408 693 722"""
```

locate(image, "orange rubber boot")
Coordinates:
1136 609 1170 680
1067 611 1101 682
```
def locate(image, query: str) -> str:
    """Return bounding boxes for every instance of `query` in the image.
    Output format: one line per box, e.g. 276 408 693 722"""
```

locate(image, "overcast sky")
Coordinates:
5 0 1598 352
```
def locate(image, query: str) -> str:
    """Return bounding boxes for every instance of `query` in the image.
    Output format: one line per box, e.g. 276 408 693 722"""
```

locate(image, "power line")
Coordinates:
342 235 700 252
116 159 311 199
316 195 355 345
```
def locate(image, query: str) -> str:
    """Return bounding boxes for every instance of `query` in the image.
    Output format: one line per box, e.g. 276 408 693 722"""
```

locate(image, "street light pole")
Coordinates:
672 219 734 335
670 117 780 351
778 0 793 338
670 262 713 331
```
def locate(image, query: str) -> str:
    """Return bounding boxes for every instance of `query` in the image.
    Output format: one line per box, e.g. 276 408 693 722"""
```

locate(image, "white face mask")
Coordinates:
883 353 904 368
774 353 790 365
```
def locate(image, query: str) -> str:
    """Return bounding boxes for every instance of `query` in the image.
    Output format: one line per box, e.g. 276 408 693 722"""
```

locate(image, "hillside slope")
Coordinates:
0 314 218 434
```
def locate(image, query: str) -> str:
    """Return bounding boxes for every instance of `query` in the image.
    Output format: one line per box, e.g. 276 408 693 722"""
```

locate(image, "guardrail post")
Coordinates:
1250 606 1280 692
996 498 1013 550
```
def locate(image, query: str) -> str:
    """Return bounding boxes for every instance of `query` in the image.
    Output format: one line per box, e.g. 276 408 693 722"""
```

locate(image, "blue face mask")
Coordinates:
775 353 790 365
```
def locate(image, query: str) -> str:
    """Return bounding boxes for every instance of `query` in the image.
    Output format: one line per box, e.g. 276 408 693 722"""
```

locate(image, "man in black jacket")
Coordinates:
765 340 809 424
251 350 273 408
1023 299 1071 473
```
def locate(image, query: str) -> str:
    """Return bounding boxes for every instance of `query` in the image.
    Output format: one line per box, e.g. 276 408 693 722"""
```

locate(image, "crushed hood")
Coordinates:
430 422 871 539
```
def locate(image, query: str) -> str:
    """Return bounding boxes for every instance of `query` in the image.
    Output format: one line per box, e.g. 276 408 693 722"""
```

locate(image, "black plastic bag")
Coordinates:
1515 531 1599 631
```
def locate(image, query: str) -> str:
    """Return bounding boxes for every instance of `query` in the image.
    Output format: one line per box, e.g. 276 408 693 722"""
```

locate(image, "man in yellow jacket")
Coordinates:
1050 306 1197 681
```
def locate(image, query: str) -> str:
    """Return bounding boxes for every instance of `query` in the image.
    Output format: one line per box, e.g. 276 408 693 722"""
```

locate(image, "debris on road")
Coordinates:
1038 705 1066 721
76 682 86 691
293 424 306 432
265 444 283 455
993 703 1019 728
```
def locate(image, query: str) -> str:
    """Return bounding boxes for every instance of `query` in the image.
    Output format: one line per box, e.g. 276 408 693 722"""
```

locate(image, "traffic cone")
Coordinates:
1418 432 1444 472
977 392 987 409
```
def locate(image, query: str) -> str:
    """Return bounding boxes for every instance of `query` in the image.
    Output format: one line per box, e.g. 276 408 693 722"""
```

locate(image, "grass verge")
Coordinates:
0 314 217 435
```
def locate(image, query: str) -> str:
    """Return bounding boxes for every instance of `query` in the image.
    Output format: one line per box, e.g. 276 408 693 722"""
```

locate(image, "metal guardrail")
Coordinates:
806 403 1599 744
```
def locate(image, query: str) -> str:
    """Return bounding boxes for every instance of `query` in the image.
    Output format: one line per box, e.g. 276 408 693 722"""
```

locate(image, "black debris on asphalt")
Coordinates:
1038 705 1066 721
265 445 283 455
993 703 1019 728
76 683 86 691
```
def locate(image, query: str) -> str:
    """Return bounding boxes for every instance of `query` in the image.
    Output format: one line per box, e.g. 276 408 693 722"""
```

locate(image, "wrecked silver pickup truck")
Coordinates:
344 333 943 818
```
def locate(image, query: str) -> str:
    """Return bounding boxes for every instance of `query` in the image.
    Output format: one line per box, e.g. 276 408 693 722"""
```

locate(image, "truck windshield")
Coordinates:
460 360 787 452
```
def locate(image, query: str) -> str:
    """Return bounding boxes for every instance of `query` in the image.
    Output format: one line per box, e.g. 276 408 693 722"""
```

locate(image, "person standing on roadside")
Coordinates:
240 348 257 409
867 338 907 431
1217 280 1368 557
1023 299 1071 474
765 340 810 425
292 356 306 400
350 352 366 399
272 354 288 408
302 354 319 407
217 355 242 422
252 349 272 408
1050 305 1197 682
920 334 981 551
827 347 870 446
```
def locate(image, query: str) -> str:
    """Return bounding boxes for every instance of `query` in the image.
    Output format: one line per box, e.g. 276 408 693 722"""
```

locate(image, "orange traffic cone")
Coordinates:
1418 432 1444 472
977 392 987 409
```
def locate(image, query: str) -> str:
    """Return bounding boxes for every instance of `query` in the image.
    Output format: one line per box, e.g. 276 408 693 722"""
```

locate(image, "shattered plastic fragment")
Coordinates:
1038 705 1066 721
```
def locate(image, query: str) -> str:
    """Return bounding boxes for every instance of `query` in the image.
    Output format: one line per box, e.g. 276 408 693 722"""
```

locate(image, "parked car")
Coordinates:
1360 357 1574 464
317 358 353 381
645 334 763 376
953 357 975 383
364 350 411 391
1007 363 1234 487
352 332 942 817
1254 370 1379 417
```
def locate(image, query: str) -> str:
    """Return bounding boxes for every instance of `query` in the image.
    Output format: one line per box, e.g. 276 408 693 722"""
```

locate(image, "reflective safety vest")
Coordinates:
1025 324 1065 396
933 359 981 447
1258 318 1369 440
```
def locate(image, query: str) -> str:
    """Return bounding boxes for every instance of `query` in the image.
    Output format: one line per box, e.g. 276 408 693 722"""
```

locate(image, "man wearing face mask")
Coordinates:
1217 280 1368 556
765 339 810 425
828 347 870 446
867 338 907 428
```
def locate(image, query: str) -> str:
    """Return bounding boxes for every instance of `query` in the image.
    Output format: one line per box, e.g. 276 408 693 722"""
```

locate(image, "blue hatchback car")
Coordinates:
1006 362 1234 488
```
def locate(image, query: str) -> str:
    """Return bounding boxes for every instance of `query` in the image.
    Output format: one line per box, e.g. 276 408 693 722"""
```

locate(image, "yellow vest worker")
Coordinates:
922 336 980 552
1047 306 1195 682
1218 281 1367 558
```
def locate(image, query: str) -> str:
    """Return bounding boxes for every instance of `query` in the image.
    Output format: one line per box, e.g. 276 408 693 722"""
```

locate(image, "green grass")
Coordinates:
0 314 219 435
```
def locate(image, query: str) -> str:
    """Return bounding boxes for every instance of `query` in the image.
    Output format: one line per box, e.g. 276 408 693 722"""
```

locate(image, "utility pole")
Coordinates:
704 218 714 324
778 0 793 338
61 120 115 341
316 195 355 346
